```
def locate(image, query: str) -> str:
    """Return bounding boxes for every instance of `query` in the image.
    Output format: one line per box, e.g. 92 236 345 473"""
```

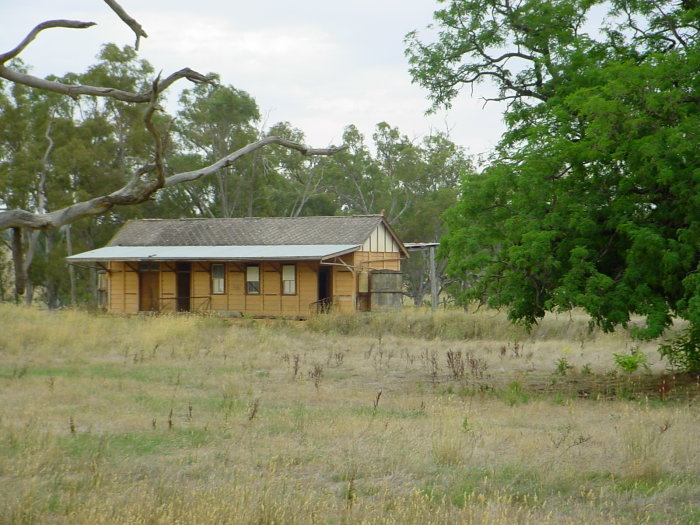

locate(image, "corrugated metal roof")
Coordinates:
108 216 385 247
66 244 361 262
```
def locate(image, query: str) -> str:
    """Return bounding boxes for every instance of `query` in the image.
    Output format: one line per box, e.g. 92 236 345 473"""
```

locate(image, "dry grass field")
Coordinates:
1 304 699 524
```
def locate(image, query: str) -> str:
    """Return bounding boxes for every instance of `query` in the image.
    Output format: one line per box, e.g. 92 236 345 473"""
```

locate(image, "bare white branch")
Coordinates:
166 138 347 186
143 75 166 187
0 20 96 64
103 0 148 49
0 16 214 100
0 66 215 103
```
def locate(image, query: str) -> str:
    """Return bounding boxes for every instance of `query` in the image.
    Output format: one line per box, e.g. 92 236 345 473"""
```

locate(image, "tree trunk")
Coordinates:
65 224 77 306
0 257 6 301
216 170 230 217
24 281 34 306
413 289 424 307
247 156 257 217
429 245 438 311
11 228 26 301
21 229 42 306
44 230 59 308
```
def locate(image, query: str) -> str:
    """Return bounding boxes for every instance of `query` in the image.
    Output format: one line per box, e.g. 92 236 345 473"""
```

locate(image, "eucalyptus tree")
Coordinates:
257 121 337 217
0 64 60 301
173 79 261 217
408 0 700 366
323 125 383 216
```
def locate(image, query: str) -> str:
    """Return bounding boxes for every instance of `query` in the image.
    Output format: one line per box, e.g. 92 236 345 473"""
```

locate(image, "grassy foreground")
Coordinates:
1 304 699 524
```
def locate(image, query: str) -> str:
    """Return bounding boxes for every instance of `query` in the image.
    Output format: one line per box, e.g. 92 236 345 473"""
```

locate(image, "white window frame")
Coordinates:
211 263 225 295
282 264 296 295
246 265 260 295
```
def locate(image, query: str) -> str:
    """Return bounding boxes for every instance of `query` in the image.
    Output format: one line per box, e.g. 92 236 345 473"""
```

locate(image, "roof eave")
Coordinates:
66 244 362 263
320 245 363 260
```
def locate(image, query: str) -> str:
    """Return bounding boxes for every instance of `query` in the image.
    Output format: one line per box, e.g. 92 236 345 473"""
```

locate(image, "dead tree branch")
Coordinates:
103 0 148 49
0 66 215 103
165 138 346 187
0 19 216 100
143 75 166 188
0 20 96 64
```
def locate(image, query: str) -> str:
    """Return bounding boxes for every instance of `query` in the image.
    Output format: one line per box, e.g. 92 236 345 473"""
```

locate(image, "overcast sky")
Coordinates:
3 1 506 158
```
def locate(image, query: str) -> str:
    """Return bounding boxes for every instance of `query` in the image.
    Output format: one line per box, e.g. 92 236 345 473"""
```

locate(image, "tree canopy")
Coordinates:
407 0 700 361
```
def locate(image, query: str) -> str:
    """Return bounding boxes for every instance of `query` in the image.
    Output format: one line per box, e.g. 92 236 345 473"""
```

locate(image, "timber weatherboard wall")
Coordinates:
107 259 356 315
107 255 379 315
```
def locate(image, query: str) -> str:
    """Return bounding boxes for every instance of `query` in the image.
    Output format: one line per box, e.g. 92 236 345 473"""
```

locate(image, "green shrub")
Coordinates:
498 381 530 406
613 348 651 374
554 357 573 376
658 327 700 372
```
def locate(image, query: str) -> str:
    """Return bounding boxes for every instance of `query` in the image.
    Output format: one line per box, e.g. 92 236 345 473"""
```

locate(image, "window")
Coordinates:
211 263 225 294
282 264 296 295
246 265 260 294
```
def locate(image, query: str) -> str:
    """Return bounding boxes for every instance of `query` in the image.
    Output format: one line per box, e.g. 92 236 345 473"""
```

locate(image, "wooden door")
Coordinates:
317 266 332 312
175 262 191 312
139 267 160 311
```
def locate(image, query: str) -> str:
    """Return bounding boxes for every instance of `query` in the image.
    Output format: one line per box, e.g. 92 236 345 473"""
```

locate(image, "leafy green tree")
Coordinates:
170 89 336 219
0 61 72 303
326 123 469 222
256 121 337 217
173 77 261 217
324 125 383 216
408 0 700 359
